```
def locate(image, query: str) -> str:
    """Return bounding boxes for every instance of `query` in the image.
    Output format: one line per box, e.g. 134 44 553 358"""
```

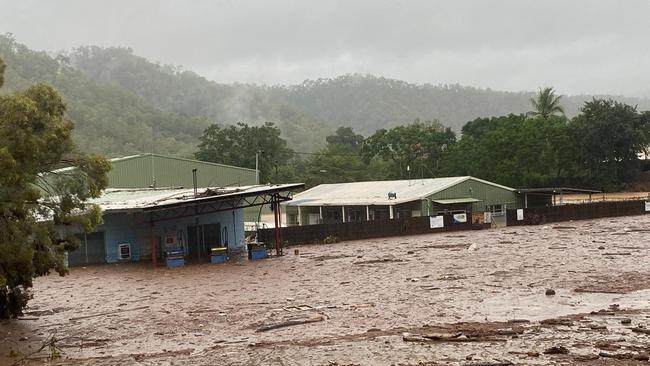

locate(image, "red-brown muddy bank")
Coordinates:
2 214 650 365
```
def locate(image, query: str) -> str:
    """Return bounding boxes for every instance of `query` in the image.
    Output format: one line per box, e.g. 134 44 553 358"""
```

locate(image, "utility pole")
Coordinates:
255 149 263 184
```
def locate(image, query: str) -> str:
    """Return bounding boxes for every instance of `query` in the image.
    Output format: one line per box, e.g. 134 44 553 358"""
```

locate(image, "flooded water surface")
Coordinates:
2 215 650 365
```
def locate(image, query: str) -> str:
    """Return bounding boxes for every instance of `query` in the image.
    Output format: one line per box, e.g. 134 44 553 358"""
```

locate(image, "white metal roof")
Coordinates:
88 183 303 212
284 176 514 207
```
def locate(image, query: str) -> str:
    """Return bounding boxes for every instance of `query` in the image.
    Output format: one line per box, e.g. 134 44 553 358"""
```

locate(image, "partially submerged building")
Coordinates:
64 184 303 266
283 176 520 226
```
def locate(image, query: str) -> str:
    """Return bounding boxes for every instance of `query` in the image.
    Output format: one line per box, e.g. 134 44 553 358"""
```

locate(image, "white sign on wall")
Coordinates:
429 215 444 229
645 201 650 212
484 212 492 223
453 213 467 223
516 209 524 221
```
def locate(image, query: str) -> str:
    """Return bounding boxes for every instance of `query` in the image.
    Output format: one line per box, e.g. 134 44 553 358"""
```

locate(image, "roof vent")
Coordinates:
388 192 397 200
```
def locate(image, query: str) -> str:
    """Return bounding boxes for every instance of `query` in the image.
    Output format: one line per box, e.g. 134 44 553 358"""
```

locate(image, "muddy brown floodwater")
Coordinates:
2 215 650 365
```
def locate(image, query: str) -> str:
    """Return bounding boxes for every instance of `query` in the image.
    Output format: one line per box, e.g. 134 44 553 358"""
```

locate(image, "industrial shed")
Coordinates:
283 176 520 226
48 153 263 221
103 153 257 188
63 183 302 267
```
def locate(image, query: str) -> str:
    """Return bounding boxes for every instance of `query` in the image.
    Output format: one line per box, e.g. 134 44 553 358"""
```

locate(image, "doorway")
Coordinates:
187 223 221 262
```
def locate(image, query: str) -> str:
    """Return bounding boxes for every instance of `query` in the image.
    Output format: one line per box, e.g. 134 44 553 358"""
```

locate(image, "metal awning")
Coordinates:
516 187 601 194
432 198 481 204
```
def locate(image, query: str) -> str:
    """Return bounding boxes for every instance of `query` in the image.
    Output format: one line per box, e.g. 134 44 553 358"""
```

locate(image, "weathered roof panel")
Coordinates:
285 177 511 206
91 183 303 213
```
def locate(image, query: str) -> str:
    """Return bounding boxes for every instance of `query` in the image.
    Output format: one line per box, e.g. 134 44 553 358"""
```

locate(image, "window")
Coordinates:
486 204 505 216
348 209 363 222
287 214 298 225
118 243 131 260
436 210 466 216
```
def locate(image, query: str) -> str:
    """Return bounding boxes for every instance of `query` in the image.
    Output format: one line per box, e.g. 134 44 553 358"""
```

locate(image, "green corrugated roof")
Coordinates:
432 198 481 204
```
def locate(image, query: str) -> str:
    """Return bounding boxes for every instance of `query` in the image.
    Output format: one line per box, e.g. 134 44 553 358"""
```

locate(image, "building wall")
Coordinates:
282 178 520 226
108 154 256 189
428 178 521 212
70 207 245 265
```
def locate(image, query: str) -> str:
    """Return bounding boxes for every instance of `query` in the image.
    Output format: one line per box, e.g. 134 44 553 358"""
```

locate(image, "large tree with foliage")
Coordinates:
361 120 456 179
0 58 110 318
529 87 565 119
439 114 573 188
195 122 294 183
298 127 389 187
570 99 650 190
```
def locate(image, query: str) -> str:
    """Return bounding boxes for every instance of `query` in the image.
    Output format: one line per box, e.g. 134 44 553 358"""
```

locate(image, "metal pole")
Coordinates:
297 206 301 226
84 231 88 265
232 210 237 248
149 220 157 267
273 197 281 256
255 151 260 184
278 201 282 255
192 169 198 197
151 153 156 189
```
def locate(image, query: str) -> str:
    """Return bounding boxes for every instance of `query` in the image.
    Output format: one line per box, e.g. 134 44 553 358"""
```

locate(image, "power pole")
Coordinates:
255 149 264 184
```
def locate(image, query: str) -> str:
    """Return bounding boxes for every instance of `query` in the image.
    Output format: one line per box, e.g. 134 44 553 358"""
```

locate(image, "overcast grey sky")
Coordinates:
1 0 649 96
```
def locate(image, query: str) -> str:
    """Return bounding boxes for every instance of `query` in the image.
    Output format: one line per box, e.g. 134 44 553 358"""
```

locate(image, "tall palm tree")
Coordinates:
529 87 565 118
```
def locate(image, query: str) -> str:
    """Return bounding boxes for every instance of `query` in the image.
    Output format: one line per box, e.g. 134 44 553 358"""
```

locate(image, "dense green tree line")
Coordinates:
197 90 649 191
4 34 650 159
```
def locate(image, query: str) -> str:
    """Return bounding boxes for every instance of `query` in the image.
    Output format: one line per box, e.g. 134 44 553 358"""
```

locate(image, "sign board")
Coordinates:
646 201 650 212
453 213 467 223
429 215 444 229
484 212 492 224
516 209 524 221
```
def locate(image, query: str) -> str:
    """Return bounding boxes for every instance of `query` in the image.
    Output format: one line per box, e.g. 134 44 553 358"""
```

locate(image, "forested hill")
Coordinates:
2 34 650 158
269 75 650 134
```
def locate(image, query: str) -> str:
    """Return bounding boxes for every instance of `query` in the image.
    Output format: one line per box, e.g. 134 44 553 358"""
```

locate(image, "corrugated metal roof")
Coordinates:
51 153 256 174
90 184 303 213
46 153 257 190
285 177 513 207
111 153 256 173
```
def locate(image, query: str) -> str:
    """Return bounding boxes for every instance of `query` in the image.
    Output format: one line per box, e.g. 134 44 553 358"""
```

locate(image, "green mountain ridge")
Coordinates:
2 34 649 160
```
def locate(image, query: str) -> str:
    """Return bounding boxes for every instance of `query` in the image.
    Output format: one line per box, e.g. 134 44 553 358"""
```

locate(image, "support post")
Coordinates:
389 205 394 219
366 205 370 221
149 220 157 267
278 201 282 256
319 206 323 224
84 231 89 265
297 206 302 226
524 194 528 209
255 151 260 184
273 196 281 257
341 206 346 223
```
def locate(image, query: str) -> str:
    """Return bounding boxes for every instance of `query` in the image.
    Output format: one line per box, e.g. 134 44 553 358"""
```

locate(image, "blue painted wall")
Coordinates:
96 208 245 263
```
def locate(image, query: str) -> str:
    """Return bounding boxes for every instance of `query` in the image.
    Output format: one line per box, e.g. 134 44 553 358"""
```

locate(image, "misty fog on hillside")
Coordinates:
1 0 649 157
